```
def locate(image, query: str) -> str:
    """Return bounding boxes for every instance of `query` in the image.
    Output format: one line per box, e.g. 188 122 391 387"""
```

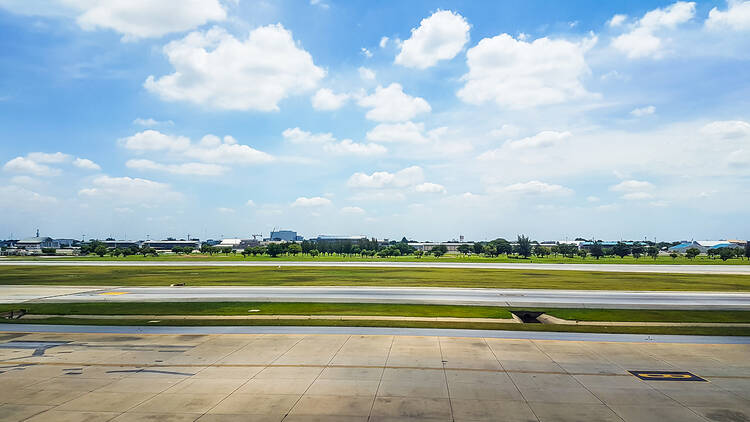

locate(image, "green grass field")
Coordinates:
4 316 748 336
4 302 750 323
2 265 749 291
5 252 749 265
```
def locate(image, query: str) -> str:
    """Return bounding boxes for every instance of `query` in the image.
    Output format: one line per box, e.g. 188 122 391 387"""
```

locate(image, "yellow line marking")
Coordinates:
98 292 129 295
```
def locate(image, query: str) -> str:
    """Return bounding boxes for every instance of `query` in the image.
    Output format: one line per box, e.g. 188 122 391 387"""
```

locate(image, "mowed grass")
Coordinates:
7 253 750 265
1 265 750 291
4 317 749 336
4 302 750 323
0 302 513 319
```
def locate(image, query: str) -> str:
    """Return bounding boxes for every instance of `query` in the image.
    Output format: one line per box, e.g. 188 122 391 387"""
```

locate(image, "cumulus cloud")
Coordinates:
245 200 256 207
282 127 336 144
126 159 226 176
622 191 655 200
341 206 365 214
347 166 424 188
706 1 750 31
701 120 750 139
611 1 695 59
366 121 429 144
358 67 376 81
291 196 332 207
0 185 57 208
630 105 656 116
311 88 349 111
379 36 389 48
610 179 655 191
27 152 71 163
3 157 60 176
357 83 431 122
395 10 470 69
133 117 173 127
415 182 446 194
73 157 101 170
608 14 627 27
323 139 387 156
120 130 273 166
489 180 574 196
145 25 325 111
78 175 182 203
458 33 595 108
505 131 572 149
489 124 521 139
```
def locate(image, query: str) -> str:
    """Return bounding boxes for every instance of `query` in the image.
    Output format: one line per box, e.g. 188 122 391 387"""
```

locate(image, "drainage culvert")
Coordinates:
510 311 544 323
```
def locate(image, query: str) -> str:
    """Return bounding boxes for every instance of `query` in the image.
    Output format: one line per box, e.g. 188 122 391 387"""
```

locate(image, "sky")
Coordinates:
0 0 749 242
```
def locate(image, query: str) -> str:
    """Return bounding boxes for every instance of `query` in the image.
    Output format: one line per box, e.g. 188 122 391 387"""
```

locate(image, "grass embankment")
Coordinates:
5 253 749 265
2 266 750 291
3 317 748 336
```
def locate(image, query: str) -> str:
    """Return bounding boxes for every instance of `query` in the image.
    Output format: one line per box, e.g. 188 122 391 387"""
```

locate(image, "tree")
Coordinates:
94 245 108 257
718 247 735 261
309 249 319 257
577 249 588 259
287 243 302 256
457 244 471 256
745 243 750 260
670 252 679 260
432 245 448 258
631 244 644 259
483 244 497 257
266 243 283 257
473 242 484 255
550 246 560 257
590 242 604 260
242 247 252 258
516 235 532 258
647 246 659 260
534 245 550 258
494 238 513 255
414 250 423 258
41 247 56 255
612 242 630 258
686 248 700 259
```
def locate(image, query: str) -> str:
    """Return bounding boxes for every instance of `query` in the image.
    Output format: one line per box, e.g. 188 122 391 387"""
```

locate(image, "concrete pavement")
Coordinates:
3 259 750 274
4 285 750 310
0 327 748 421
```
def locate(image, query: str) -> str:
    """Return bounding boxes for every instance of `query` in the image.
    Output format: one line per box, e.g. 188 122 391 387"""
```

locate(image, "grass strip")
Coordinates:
0 302 512 319
3 317 749 336
2 266 750 291
541 308 750 323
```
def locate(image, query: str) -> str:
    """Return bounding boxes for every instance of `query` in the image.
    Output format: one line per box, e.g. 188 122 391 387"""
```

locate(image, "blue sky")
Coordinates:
1 0 749 242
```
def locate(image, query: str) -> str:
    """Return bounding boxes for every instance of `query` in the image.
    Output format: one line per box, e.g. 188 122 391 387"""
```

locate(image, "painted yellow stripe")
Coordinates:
99 292 129 296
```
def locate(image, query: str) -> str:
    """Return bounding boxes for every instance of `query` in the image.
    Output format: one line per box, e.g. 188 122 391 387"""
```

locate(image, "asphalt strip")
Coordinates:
1 323 748 344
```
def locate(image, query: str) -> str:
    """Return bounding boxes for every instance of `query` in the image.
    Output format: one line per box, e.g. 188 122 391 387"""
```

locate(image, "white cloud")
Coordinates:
415 182 446 194
506 131 572 149
587 196 600 202
145 25 325 111
630 105 656 116
611 1 696 59
366 121 428 144
0 185 57 208
323 139 387 156
217 207 235 213
341 206 365 214
73 0 226 40
133 117 173 127
701 120 750 139
489 124 521 139
361 47 373 58
291 196 332 207
120 130 191 152
608 14 627 27
728 149 750 167
27 152 70 163
395 10 470 69
3 157 59 176
309 0 329 9
184 135 273 165
622 191 655 200
610 180 655 191
126 159 226 176
311 88 349 111
282 127 336 144
246 200 256 207
78 175 182 203
358 83 431 122
73 157 101 170
706 1 750 31
489 181 574 196
358 66 376 80
458 34 595 108
347 166 424 188
379 36 389 48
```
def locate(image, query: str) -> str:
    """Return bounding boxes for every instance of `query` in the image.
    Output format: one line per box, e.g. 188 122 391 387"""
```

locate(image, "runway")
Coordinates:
4 285 750 309
3 259 750 274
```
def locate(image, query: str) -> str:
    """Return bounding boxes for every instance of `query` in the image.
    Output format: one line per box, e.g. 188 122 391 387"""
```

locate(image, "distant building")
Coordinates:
668 240 743 254
55 239 79 248
100 240 139 249
269 230 303 242
315 235 368 242
408 242 473 253
579 241 635 250
218 238 260 250
15 236 58 250
142 239 200 252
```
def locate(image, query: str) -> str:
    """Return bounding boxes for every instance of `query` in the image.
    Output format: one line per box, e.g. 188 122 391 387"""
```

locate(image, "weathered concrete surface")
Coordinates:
0 329 748 421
